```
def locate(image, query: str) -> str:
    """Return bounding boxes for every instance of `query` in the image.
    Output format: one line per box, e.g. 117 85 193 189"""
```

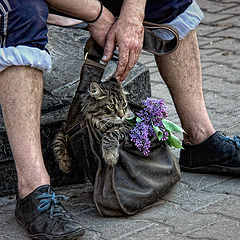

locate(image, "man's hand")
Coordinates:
47 0 146 83
102 18 144 82
102 0 146 82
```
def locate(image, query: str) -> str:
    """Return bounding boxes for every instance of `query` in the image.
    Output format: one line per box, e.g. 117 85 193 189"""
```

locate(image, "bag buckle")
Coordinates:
84 52 107 69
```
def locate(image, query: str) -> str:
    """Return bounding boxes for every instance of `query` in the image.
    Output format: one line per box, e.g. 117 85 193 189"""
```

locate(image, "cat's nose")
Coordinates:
118 111 124 119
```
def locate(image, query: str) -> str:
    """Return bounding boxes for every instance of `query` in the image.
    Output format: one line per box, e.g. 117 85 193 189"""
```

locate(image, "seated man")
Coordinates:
0 0 239 239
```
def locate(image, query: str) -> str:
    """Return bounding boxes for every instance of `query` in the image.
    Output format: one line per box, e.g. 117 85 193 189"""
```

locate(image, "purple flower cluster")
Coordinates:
129 98 169 156
130 122 151 156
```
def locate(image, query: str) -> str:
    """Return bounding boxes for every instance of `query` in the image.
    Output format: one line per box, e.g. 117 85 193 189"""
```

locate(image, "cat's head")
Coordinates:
82 78 130 125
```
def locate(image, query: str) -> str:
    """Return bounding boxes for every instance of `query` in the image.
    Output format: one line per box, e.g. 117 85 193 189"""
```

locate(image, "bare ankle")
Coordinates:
184 127 215 145
18 177 50 198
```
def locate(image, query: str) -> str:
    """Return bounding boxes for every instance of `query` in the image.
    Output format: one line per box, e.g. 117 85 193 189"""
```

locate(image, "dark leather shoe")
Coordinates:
15 185 85 240
179 131 240 175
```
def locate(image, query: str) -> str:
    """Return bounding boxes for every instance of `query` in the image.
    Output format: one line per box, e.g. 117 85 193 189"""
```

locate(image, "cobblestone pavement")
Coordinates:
1 0 240 239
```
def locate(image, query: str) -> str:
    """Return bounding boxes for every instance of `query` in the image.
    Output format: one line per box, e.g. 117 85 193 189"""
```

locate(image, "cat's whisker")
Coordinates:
98 118 108 123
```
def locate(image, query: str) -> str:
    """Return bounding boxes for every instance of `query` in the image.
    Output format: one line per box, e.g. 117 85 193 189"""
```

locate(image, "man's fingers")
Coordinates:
118 48 139 82
114 47 129 81
102 32 115 62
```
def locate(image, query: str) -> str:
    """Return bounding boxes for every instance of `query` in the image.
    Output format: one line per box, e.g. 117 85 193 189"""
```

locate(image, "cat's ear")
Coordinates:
119 85 129 95
89 82 105 99
122 89 130 95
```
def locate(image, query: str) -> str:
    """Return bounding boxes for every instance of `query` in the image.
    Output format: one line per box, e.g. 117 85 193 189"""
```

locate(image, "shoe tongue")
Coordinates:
35 184 51 194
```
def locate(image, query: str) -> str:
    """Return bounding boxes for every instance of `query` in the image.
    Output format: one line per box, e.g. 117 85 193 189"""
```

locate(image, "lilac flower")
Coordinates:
130 122 151 156
129 98 169 156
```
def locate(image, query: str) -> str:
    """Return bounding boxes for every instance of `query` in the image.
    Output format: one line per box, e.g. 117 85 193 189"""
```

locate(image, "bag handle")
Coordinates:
82 21 179 57
143 21 179 55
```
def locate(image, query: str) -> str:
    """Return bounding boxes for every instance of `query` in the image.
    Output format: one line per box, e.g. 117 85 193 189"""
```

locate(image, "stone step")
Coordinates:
0 26 151 196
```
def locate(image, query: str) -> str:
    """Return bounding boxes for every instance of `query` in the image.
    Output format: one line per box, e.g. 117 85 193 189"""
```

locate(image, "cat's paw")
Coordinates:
103 149 119 166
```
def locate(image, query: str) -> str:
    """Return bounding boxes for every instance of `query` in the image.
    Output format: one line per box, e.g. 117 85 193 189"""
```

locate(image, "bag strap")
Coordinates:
143 21 179 55
65 37 105 134
83 37 105 66
68 37 107 97
83 22 179 56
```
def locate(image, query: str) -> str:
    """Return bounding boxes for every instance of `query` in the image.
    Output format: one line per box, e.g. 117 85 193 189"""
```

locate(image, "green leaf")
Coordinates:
126 116 142 126
126 116 137 126
152 124 163 141
166 132 183 149
162 119 186 133
136 117 142 122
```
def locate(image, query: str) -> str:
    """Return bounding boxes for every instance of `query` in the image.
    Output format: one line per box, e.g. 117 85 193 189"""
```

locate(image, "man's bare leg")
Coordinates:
155 30 215 144
0 66 50 198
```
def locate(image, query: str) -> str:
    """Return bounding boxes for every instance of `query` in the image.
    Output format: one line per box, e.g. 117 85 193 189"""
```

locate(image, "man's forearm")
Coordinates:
119 0 147 22
46 0 101 22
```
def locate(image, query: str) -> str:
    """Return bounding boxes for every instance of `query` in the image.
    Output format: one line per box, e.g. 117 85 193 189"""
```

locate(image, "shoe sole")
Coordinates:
180 164 240 176
16 217 85 240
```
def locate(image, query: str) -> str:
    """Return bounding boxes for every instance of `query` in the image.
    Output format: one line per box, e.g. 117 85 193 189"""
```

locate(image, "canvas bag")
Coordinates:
65 24 181 216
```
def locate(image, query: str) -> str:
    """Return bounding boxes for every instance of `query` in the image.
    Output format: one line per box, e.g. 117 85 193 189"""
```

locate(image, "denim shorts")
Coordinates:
0 0 51 73
0 0 203 74
153 0 204 40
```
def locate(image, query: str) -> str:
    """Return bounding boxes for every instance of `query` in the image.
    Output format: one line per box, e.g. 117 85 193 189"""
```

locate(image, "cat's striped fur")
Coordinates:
53 78 131 173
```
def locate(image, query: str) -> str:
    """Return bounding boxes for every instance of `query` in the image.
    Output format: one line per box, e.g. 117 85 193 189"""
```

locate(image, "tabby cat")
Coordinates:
53 78 132 173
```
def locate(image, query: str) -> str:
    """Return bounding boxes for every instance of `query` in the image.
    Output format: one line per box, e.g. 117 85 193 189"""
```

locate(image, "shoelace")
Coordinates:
36 192 69 219
220 134 240 149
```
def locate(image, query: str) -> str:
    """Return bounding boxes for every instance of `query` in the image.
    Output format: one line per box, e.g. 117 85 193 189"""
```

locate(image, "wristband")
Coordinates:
86 1 103 24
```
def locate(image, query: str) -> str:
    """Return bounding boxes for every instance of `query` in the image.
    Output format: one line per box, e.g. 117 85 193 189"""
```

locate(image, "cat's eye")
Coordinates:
122 102 127 108
109 104 115 109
